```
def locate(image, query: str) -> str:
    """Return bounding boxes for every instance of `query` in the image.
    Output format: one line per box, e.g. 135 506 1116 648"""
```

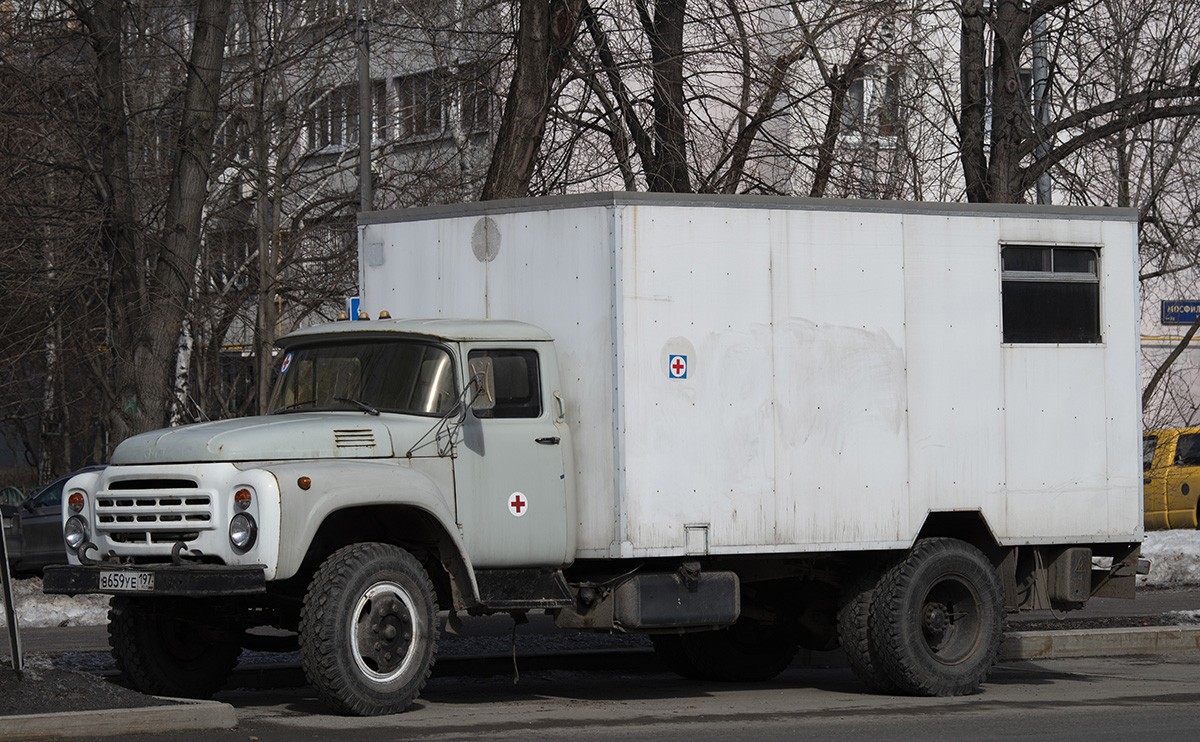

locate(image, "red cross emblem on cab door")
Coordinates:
669 355 688 379
508 492 528 517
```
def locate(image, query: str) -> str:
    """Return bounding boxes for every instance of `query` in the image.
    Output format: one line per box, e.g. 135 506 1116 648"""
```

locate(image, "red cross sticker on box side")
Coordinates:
669 355 688 379
508 492 528 517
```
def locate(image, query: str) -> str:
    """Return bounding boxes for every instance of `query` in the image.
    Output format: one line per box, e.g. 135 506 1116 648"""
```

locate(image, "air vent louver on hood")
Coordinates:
334 429 377 448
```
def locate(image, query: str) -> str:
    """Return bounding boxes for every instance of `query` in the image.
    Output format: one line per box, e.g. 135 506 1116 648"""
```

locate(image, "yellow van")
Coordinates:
1143 427 1200 530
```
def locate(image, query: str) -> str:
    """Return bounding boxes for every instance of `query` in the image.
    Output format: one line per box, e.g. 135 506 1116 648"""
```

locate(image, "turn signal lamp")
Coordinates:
234 488 253 510
67 492 85 513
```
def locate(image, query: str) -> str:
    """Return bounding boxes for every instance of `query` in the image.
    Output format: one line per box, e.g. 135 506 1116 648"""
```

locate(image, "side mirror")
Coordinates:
468 357 496 413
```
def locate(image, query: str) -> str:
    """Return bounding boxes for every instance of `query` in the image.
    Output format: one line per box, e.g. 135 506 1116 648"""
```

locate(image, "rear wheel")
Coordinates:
108 596 241 699
837 572 900 694
870 538 1004 696
299 543 438 716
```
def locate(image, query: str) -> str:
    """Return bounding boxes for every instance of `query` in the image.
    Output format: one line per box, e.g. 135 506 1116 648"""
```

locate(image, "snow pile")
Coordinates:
0 577 109 629
1140 530 1200 587
2 531 1199 629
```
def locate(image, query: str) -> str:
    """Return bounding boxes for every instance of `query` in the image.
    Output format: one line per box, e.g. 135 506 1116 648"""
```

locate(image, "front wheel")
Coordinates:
299 543 438 716
870 538 1004 696
108 596 241 699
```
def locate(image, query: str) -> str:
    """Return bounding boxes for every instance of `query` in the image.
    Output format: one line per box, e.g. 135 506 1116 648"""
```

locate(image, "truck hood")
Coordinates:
110 413 402 464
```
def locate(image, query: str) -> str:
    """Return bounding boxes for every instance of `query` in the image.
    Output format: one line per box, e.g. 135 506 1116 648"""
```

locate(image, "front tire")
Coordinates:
870 538 1004 696
108 596 241 699
299 543 438 716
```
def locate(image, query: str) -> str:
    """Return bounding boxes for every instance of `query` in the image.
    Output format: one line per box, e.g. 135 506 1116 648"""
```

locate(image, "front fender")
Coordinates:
259 458 475 597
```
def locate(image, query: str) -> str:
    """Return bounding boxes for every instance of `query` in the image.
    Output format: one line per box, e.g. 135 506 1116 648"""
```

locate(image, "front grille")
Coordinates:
96 479 215 543
110 531 202 544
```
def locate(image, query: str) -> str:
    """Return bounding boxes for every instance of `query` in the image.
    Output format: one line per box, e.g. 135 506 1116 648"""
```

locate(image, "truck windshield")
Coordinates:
268 340 457 416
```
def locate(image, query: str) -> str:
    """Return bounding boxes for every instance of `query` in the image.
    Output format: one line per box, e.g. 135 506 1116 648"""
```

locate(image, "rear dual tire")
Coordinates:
864 538 1004 696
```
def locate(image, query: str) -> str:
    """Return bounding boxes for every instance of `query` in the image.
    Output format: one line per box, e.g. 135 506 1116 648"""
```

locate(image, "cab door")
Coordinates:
453 344 573 568
1164 430 1200 529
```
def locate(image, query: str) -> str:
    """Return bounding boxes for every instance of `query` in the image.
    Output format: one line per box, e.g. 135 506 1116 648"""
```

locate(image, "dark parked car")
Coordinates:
3 466 103 577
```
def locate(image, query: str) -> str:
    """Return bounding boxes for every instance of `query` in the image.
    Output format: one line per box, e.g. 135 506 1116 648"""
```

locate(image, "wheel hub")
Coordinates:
352 582 417 683
922 602 949 634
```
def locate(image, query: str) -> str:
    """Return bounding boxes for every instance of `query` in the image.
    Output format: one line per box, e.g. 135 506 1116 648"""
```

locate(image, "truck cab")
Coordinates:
44 318 579 713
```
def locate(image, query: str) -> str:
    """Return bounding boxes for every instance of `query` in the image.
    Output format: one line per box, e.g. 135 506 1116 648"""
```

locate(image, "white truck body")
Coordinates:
360 194 1142 558
46 193 1143 714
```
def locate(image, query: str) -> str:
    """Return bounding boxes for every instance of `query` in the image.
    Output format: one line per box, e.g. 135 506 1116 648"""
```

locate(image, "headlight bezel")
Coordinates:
64 515 88 550
229 512 257 551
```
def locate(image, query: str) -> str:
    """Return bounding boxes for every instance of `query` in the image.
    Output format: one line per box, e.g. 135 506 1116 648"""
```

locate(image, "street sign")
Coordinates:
1162 300 1200 325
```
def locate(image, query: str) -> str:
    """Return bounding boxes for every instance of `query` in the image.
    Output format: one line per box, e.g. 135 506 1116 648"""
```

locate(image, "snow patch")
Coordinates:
0 577 109 628
1139 530 1200 588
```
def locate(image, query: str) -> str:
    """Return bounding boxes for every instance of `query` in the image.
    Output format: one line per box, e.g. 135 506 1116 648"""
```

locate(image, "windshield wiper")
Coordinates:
335 397 381 416
268 399 316 415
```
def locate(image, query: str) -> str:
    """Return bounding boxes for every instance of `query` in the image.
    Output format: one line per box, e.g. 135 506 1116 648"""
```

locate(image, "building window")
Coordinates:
459 62 492 134
838 67 902 137
879 67 901 136
468 349 542 419
308 82 389 151
397 70 445 139
394 63 492 141
308 85 354 150
841 73 865 131
373 79 388 141
1001 245 1100 344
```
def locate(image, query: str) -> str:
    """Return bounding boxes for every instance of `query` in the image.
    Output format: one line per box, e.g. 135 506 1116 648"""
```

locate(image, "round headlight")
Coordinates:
64 516 88 550
229 513 257 550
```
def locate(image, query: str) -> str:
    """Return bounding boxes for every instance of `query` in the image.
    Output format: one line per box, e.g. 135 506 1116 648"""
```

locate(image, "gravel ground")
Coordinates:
0 657 172 716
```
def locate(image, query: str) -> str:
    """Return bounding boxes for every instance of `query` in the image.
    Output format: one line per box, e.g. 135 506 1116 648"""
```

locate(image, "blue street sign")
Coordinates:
1162 300 1200 325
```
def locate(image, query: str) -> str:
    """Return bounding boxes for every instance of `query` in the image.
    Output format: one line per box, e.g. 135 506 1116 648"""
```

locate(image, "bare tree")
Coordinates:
483 0 583 199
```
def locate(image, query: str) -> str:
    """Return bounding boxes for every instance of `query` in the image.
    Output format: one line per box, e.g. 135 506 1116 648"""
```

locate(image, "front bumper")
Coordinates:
42 563 267 597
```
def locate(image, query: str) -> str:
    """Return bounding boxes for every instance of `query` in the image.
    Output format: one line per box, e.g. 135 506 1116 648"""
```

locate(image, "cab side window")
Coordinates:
1143 435 1158 472
469 349 542 419
1175 433 1200 466
32 480 66 509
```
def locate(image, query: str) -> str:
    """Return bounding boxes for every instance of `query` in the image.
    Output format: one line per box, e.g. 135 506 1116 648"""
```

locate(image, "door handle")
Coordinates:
536 436 560 445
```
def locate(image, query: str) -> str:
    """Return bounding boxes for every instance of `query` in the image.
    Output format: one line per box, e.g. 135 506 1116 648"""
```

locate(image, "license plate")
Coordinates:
99 570 155 592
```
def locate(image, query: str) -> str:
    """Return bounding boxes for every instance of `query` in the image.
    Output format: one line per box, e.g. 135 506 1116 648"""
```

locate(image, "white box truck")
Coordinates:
46 194 1143 715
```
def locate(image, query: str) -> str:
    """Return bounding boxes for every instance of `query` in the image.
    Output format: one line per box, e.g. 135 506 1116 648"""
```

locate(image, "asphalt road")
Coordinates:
105 654 1200 742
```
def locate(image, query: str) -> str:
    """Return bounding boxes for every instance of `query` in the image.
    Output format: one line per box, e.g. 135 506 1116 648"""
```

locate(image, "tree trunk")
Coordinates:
482 0 582 200
959 0 989 202
81 0 231 447
810 53 867 198
641 0 691 192
985 0 1032 203
75 0 146 449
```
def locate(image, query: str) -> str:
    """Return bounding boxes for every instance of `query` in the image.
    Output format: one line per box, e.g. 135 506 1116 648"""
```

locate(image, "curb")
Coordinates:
1002 624 1200 660
0 697 237 741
